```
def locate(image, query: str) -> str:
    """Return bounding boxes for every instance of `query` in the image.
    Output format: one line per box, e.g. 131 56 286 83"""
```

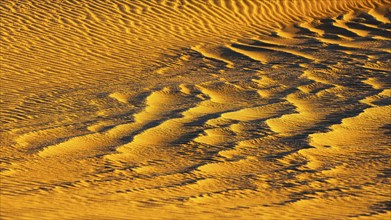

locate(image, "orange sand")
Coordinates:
1 0 390 219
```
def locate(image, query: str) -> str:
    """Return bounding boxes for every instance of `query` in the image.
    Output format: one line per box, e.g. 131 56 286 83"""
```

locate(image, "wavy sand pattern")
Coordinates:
1 0 390 219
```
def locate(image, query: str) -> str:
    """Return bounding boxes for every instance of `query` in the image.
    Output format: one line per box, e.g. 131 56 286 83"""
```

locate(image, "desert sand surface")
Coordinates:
1 0 391 219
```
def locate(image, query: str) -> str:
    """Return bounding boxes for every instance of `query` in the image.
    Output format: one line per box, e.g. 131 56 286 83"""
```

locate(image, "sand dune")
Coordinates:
1 0 390 219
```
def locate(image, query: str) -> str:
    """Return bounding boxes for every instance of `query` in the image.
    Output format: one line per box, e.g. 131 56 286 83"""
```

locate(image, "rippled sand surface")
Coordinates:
1 0 391 219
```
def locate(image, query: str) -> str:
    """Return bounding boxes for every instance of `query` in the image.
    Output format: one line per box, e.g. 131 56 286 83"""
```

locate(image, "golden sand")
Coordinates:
1 0 390 219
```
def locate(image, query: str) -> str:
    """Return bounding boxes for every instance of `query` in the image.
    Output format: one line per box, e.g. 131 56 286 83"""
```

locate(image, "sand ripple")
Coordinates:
1 0 390 219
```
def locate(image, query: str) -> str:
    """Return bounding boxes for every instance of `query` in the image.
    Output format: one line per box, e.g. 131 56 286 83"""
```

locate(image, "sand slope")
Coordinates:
1 0 391 219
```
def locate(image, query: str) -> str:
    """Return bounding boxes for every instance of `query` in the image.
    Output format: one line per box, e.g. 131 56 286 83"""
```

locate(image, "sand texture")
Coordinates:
1 0 391 219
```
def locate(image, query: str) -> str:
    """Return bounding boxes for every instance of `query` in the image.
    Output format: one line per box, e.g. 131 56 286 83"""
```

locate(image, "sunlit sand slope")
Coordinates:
1 0 391 219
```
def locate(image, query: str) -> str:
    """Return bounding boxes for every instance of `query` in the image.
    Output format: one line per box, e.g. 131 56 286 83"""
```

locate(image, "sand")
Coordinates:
1 0 390 219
